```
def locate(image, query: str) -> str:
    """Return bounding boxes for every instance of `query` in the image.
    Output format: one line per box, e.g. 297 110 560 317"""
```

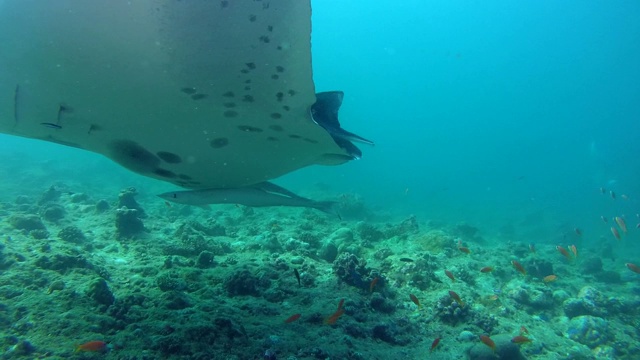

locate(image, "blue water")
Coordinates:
2 0 639 250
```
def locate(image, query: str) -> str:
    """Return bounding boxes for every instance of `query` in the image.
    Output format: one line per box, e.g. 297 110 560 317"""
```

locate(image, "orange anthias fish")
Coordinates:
445 270 455 282
75 341 107 353
430 337 441 352
449 290 465 307
511 260 526 275
511 335 532 344
611 227 621 240
324 299 345 325
480 266 494 273
324 308 344 325
409 294 421 308
626 263 640 274
543 275 558 283
457 239 471 254
615 217 627 233
556 246 571 260
569 245 577 258
284 313 302 323
369 277 379 293
479 335 496 351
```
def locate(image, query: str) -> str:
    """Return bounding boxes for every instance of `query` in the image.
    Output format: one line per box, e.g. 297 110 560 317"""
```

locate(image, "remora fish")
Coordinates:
158 182 336 213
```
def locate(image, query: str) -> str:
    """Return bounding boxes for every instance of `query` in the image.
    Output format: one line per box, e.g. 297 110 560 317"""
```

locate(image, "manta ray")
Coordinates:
0 0 372 211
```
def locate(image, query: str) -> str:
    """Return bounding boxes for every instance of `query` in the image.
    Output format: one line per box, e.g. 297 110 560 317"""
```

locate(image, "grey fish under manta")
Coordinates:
158 182 337 213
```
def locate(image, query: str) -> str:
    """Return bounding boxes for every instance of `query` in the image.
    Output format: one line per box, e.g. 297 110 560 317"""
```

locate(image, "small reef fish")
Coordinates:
637 223 640 229
599 187 605 194
480 266 494 273
409 294 421 308
449 290 465 307
399 257 414 262
601 216 608 223
611 227 621 240
529 244 536 253
621 194 629 200
293 269 301 287
324 299 345 325
569 245 577 258
457 239 471 254
520 326 529 335
615 216 627 233
556 246 571 260
511 260 526 275
75 341 107 353
610 190 616 199
574 228 581 236
164 201 172 207
324 309 344 325
284 313 301 323
625 263 640 274
458 246 471 254
445 270 455 282
479 335 496 351
369 277 379 293
543 275 558 283
430 337 441 352
511 335 532 344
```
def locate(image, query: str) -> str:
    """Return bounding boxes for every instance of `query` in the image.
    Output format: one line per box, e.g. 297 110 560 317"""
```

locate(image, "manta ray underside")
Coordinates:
0 1 371 209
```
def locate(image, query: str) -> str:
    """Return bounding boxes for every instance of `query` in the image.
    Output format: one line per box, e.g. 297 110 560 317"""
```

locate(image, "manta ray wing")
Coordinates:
0 0 358 189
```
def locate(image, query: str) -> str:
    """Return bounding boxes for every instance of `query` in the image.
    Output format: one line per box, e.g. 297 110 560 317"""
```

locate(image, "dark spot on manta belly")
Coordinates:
270 113 282 119
223 110 238 118
181 87 197 94
267 136 278 141
238 125 263 133
223 91 235 98
154 168 177 178
157 151 182 164
210 138 229 148
108 140 160 173
223 102 236 108
304 138 318 144
178 174 192 180
289 134 301 139
242 95 254 102
191 94 208 100
276 66 284 73
271 74 279 80
246 62 256 70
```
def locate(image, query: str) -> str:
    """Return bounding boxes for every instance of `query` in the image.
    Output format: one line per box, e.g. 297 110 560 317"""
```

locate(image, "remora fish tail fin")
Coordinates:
311 91 374 159
310 200 338 214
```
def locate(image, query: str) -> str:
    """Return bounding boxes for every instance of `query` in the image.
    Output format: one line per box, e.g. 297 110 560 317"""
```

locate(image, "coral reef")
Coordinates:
8 214 46 231
115 207 145 238
57 226 86 243
117 187 146 218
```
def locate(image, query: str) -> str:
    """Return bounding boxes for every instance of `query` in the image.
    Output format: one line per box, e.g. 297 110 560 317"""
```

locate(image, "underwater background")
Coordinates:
1 1 639 359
